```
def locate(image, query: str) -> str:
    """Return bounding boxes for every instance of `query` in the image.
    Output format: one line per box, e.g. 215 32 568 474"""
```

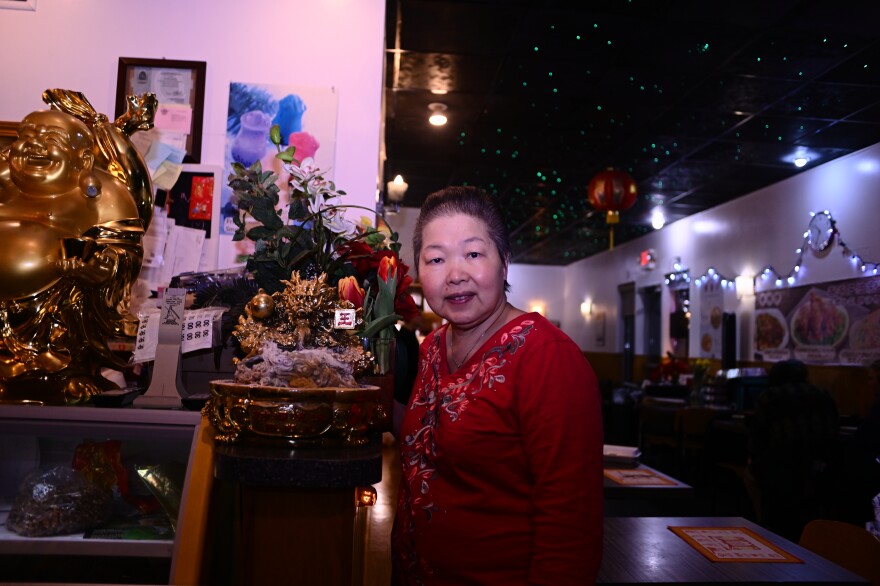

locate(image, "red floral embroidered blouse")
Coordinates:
393 312 604 585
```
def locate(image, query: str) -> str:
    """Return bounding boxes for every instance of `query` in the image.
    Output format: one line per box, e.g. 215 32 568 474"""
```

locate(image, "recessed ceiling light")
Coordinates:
651 207 665 230
793 156 809 168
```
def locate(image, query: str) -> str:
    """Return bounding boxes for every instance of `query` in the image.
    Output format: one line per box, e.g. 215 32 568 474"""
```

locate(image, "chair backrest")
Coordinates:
798 519 880 585
676 406 722 437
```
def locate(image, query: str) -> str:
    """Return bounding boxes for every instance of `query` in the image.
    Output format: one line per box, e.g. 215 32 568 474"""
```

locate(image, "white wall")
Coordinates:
563 143 880 359
0 0 385 213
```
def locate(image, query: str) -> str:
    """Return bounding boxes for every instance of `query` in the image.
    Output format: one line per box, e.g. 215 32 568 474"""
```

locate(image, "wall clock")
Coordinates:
807 211 834 252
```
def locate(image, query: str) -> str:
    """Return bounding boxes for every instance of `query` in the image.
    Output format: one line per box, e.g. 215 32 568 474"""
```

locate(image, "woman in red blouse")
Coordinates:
392 186 604 585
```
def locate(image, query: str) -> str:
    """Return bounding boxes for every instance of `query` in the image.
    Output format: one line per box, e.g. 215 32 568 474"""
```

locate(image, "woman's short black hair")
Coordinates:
413 186 511 292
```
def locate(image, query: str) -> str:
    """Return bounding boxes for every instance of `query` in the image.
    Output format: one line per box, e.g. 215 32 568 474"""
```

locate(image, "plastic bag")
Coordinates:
72 440 129 496
6 465 112 537
137 462 187 531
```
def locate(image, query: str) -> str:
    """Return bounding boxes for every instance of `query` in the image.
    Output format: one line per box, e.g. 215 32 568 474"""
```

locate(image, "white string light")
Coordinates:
753 211 879 291
664 270 691 285
694 267 737 290
667 212 877 296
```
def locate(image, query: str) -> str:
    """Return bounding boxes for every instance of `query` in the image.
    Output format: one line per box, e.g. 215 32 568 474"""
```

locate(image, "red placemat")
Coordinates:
669 526 803 563
604 467 676 485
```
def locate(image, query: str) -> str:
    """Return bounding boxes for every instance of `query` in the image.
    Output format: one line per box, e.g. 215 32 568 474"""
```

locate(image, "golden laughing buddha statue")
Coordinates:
0 89 156 405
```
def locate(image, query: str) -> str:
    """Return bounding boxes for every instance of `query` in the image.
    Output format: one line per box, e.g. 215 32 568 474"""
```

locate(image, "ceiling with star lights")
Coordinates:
381 0 880 265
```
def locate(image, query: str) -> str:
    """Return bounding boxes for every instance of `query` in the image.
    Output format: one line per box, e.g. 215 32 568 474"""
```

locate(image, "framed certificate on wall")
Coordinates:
115 57 206 164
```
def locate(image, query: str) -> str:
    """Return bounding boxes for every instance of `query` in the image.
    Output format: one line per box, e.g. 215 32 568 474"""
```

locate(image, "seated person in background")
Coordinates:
855 359 880 463
745 359 839 541
834 359 880 525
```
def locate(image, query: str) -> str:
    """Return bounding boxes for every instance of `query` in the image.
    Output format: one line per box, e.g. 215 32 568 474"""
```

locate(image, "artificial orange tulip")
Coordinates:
378 255 398 283
338 276 366 308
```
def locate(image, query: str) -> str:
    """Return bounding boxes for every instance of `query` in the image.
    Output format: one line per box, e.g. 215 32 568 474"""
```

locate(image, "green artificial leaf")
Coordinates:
251 260 290 295
276 226 297 241
229 177 253 192
288 198 308 221
279 240 292 260
287 248 316 270
360 313 402 339
291 227 315 250
269 124 282 146
276 145 297 163
363 230 385 248
247 225 277 241
249 210 279 231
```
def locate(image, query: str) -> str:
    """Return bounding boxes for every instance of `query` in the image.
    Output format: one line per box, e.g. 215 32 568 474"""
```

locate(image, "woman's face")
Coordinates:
418 212 508 330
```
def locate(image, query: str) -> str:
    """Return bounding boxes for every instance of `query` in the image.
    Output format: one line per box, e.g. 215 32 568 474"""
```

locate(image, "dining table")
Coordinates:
603 462 696 517
604 462 694 500
597 516 868 584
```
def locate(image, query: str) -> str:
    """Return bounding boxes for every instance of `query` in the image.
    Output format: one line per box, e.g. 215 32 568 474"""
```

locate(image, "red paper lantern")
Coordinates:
588 168 638 222
587 168 638 249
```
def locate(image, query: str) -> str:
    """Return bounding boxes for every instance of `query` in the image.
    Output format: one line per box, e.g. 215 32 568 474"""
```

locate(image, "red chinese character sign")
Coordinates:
588 168 638 249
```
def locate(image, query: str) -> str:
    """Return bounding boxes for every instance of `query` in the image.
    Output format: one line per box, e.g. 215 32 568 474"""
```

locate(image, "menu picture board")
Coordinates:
669 526 802 563
699 279 725 358
754 274 880 365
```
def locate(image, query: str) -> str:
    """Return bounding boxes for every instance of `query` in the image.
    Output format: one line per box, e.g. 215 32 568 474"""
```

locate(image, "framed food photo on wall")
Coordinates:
115 57 206 164
754 274 880 365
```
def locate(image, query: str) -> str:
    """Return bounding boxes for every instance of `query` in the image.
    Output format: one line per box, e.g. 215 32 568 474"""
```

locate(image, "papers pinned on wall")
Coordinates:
137 208 205 295
159 225 206 286
133 165 223 306
133 307 227 364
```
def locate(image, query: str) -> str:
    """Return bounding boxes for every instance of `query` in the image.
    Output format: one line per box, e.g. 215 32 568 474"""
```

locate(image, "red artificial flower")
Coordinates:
339 241 393 278
375 255 420 322
395 288 421 322
389 258 419 322
649 353 692 383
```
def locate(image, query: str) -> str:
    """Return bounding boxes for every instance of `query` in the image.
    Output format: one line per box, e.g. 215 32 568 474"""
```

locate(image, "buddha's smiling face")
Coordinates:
8 110 92 195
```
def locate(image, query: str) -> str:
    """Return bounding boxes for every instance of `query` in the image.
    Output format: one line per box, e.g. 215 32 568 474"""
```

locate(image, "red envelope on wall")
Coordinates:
188 176 213 221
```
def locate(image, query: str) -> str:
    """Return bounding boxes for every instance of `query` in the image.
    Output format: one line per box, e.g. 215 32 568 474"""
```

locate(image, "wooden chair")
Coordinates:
798 519 880 585
676 407 723 452
637 397 682 469
675 406 723 482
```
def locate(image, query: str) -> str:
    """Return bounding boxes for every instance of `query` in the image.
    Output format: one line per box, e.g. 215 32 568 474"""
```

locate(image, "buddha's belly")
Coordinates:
0 220 67 301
